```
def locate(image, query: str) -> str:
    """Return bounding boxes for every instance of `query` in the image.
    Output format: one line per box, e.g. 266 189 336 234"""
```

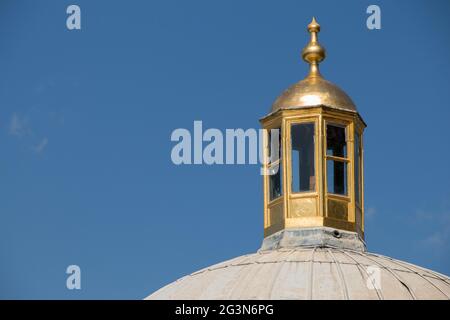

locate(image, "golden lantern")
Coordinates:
261 17 366 240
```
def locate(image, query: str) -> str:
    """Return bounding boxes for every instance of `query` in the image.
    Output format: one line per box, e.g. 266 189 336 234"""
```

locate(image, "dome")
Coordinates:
147 228 450 300
269 17 357 114
147 246 450 300
145 18 450 300
271 76 357 113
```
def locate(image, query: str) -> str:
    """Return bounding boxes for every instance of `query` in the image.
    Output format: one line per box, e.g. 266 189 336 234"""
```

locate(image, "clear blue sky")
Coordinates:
0 0 449 299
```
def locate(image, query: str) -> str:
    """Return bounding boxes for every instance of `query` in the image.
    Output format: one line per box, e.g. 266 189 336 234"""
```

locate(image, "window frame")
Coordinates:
286 117 319 196
354 131 362 207
266 127 283 202
289 121 317 194
324 120 350 198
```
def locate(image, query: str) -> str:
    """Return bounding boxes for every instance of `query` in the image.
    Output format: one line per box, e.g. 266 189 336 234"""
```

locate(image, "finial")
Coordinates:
302 17 326 78
308 17 320 33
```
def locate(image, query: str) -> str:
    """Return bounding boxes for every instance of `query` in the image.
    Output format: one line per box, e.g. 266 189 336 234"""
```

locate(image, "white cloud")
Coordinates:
366 207 376 219
423 232 446 247
7 112 51 154
33 137 48 154
416 209 450 250
8 113 31 137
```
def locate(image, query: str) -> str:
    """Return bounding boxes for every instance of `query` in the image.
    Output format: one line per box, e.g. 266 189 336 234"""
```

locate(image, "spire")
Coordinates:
301 17 326 78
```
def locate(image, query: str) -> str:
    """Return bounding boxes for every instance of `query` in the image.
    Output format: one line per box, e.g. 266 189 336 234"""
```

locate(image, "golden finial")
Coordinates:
301 17 326 78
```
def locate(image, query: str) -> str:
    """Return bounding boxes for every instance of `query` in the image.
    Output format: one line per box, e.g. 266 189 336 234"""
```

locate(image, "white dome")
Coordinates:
147 246 450 300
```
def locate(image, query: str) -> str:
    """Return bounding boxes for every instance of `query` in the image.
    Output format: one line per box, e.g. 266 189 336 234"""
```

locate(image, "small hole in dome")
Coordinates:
333 230 341 238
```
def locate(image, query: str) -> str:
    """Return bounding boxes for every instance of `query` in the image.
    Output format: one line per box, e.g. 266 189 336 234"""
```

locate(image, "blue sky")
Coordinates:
0 0 449 299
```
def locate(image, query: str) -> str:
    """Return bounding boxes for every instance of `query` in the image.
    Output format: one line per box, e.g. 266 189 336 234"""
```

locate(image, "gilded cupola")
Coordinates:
260 17 366 244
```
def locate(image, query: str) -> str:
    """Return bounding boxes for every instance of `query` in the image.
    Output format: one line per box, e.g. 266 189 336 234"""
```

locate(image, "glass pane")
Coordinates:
291 123 315 192
268 127 282 201
269 163 282 201
327 160 347 195
354 134 361 205
327 124 347 157
268 128 281 164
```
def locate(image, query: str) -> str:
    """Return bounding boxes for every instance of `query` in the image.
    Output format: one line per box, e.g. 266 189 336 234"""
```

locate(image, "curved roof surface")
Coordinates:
147 247 450 300
271 76 357 113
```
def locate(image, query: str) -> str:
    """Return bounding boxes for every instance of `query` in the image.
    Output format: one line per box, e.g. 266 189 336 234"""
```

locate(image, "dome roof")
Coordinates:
271 76 357 113
146 18 450 300
269 17 357 114
147 247 450 300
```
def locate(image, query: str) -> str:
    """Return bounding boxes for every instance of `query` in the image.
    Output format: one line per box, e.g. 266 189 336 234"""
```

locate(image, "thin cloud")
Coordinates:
33 137 48 154
7 112 53 155
366 206 376 219
423 232 447 248
416 209 450 250
8 113 31 137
